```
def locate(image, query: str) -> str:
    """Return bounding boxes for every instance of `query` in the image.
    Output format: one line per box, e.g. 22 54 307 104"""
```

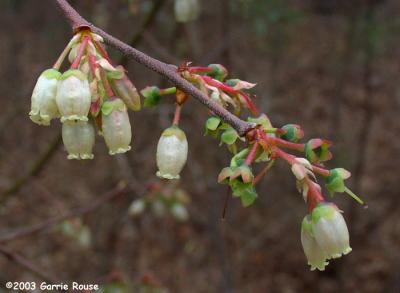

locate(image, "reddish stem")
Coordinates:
312 165 330 177
70 35 90 69
87 53 98 77
253 160 275 185
245 142 259 166
305 177 324 212
99 67 115 97
201 76 259 116
172 104 182 126
92 39 113 64
272 146 297 165
266 136 305 152
189 66 213 73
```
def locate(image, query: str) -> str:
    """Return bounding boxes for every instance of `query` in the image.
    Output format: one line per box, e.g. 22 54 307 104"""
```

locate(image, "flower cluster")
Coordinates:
129 182 190 222
29 29 140 159
31 27 363 272
141 62 363 271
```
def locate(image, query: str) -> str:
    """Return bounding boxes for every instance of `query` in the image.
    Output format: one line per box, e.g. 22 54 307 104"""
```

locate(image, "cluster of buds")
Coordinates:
141 62 363 271
29 28 140 159
129 182 190 222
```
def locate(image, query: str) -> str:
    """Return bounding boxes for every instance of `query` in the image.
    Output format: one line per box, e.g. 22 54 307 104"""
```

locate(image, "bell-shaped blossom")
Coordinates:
29 69 61 125
102 98 132 155
156 125 188 179
62 121 95 160
311 203 352 259
301 215 329 271
56 69 91 122
174 0 200 23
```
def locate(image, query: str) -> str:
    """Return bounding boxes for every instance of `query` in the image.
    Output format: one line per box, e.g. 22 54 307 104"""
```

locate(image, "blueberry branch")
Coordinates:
55 0 255 136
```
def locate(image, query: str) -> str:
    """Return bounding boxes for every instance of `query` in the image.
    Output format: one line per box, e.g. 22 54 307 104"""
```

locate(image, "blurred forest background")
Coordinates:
0 0 399 292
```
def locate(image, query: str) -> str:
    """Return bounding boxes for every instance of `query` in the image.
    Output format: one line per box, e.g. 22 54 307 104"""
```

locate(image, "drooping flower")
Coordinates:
56 69 91 122
174 0 200 23
101 98 132 155
29 69 61 125
156 125 188 179
311 203 352 259
301 215 329 271
62 120 95 160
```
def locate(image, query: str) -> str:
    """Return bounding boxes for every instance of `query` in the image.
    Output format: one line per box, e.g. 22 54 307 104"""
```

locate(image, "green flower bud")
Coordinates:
207 64 228 81
29 69 61 126
156 126 188 180
141 86 161 107
325 168 351 194
305 139 332 163
56 69 91 123
62 121 95 160
280 124 304 142
102 99 132 155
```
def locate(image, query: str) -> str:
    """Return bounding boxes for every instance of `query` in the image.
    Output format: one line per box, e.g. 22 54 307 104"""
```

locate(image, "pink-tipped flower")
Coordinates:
29 69 61 125
62 121 95 160
56 69 91 123
311 203 352 259
101 98 132 155
301 215 329 271
156 126 188 179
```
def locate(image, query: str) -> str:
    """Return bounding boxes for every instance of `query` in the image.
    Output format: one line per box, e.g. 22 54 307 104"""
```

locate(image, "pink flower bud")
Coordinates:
156 126 188 179
62 121 95 160
56 69 91 122
29 69 61 126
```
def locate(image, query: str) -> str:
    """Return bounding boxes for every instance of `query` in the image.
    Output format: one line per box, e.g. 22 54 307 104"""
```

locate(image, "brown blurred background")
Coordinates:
0 0 399 292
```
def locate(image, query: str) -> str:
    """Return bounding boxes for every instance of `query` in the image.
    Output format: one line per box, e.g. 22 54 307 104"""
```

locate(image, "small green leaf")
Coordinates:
206 116 221 131
229 180 257 207
221 128 239 145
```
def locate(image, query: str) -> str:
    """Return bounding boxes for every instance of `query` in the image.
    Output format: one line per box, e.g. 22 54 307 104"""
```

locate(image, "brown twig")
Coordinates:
0 182 129 243
0 245 59 283
55 0 255 136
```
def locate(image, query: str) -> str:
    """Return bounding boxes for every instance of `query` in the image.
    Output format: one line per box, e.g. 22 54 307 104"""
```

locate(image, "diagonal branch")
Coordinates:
0 182 129 243
54 0 255 136
0 246 59 283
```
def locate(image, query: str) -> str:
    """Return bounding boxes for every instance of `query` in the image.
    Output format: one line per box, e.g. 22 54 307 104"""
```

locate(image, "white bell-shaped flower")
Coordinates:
156 125 188 179
56 69 91 123
62 120 95 160
29 69 61 125
301 215 329 271
174 0 200 22
311 203 352 259
102 99 132 155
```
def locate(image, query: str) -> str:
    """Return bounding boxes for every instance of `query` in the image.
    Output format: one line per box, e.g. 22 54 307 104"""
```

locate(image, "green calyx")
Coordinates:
325 169 346 193
311 203 336 224
248 114 273 131
305 139 332 163
229 180 257 207
301 215 313 235
281 124 303 143
101 98 126 116
207 64 228 81
142 86 161 107
162 125 186 141
41 68 62 80
59 69 87 81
